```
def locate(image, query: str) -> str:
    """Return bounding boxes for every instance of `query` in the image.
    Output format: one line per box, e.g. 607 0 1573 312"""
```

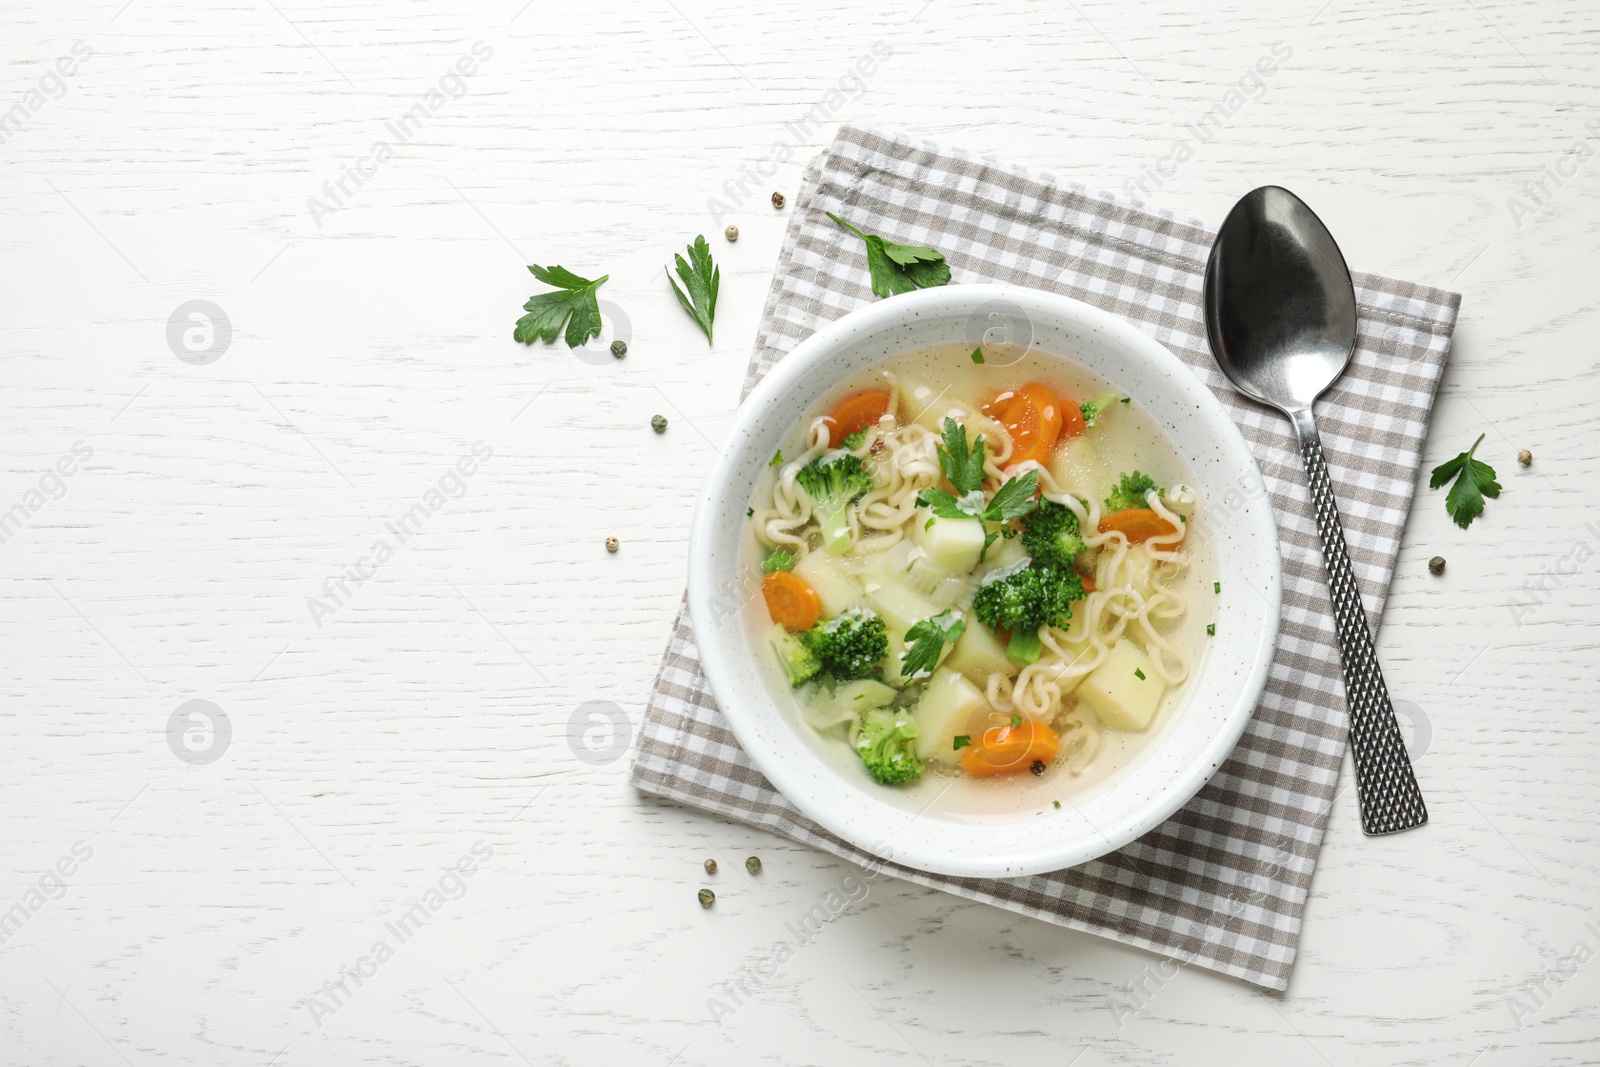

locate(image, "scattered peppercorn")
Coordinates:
1518 449 1532 467
651 414 668 433
745 855 762 875
605 536 619 553
704 858 717 875
724 225 739 242
1428 555 1445 576
610 339 627 358
1030 760 1046 777
771 191 785 209
698 888 715 908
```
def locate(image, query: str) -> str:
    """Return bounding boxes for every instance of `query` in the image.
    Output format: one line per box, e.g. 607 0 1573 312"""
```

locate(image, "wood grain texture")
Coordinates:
0 0 1596 1064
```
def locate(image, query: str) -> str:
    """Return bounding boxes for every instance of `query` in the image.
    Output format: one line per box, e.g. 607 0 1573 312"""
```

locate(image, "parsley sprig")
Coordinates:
1429 433 1501 529
915 418 1039 523
668 235 719 344
899 609 966 679
515 264 608 347
826 212 951 298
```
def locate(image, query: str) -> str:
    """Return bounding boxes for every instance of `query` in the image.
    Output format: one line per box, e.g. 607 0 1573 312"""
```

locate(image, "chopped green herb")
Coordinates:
924 516 936 531
1134 668 1146 681
1010 712 1022 728
900 609 967 679
1053 800 1062 810
826 212 952 298
935 418 984 495
771 450 783 467
917 420 1039 523
746 507 754 517
1214 581 1221 594
1120 397 1131 405
953 735 972 751
1206 623 1216 636
1429 433 1501 530
762 548 794 573
667 235 719 345
515 264 609 347
970 347 985 364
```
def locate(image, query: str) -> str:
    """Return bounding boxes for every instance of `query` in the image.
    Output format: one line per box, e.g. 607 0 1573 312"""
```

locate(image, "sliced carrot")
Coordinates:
1097 508 1178 545
821 389 892 444
987 382 1070 467
762 570 821 632
960 720 1061 777
1079 573 1096 594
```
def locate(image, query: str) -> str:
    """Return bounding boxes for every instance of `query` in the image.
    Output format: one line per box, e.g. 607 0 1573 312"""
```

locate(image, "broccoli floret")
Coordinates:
972 560 1086 664
796 451 875 554
1078 393 1122 428
800 607 888 681
855 706 923 786
769 625 821 687
1104 471 1162 513
1020 499 1085 570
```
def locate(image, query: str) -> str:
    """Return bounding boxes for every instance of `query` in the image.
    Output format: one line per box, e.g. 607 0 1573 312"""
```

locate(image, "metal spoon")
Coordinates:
1203 185 1427 835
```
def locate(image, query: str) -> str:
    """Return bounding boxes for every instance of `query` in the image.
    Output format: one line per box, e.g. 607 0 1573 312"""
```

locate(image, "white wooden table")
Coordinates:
3 1 1597 1064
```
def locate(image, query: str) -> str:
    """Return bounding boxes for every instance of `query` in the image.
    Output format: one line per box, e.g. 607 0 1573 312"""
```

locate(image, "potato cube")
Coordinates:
944 612 1012 684
911 511 987 574
865 583 939 636
913 667 986 763
793 550 863 618
1076 640 1166 732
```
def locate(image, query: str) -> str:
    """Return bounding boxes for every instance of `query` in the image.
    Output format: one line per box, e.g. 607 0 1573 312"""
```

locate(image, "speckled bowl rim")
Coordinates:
688 284 1282 879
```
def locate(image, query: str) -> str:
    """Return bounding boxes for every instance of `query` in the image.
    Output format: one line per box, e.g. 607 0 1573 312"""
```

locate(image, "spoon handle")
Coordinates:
1288 408 1428 835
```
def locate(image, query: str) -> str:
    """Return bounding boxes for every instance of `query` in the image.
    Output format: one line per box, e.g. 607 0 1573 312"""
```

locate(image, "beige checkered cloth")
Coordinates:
631 125 1460 990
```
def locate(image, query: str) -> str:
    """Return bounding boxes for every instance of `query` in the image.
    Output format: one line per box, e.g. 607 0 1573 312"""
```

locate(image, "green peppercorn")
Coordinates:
651 414 668 433
610 339 627 358
1428 555 1445 576
724 225 739 242
704 858 717 875
745 855 762 875
698 888 715 908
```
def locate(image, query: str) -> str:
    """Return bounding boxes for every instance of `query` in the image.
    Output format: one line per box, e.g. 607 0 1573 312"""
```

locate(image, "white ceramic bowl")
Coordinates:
687 284 1281 879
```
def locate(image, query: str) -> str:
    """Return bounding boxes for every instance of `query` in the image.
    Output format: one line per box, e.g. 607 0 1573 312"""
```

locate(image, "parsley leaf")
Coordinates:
970 347 985 364
935 417 984 495
953 735 972 751
915 488 974 521
668 235 719 345
915 419 1039 523
515 264 609 347
984 470 1040 522
826 212 952 298
1429 433 1501 529
900 609 967 679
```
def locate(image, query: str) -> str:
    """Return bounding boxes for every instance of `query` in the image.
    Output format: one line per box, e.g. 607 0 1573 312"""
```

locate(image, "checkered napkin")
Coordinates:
631 124 1460 990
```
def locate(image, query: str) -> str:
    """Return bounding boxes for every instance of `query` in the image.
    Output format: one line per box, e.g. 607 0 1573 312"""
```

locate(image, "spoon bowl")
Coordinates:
1204 186 1359 415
